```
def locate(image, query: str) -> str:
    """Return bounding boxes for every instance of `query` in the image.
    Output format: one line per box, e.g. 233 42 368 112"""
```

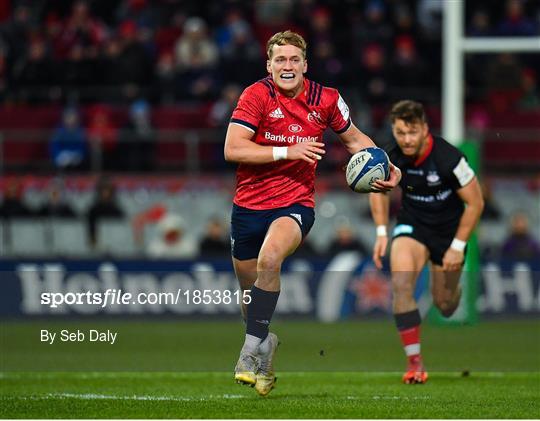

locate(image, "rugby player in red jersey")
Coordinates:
370 100 484 384
224 30 401 396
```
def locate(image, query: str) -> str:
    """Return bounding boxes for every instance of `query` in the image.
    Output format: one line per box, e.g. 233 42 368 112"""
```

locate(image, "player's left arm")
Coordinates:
442 176 485 271
338 124 402 192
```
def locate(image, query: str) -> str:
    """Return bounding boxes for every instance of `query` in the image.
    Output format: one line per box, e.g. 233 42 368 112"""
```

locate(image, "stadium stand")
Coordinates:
0 0 538 259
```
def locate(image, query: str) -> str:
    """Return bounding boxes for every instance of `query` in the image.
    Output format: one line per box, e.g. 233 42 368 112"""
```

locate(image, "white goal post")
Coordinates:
442 0 540 145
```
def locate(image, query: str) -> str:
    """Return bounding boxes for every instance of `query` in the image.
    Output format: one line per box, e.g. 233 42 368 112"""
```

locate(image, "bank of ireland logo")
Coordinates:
289 124 303 133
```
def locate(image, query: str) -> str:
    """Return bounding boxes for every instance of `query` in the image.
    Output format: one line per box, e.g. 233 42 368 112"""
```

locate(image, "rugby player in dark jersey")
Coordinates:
369 100 484 384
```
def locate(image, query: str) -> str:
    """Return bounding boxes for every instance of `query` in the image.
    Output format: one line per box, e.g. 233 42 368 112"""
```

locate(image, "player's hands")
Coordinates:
442 248 464 272
371 163 402 192
287 142 326 164
372 235 388 270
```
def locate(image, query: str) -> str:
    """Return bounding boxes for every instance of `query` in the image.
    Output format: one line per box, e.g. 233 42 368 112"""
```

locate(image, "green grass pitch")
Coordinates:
1 319 539 418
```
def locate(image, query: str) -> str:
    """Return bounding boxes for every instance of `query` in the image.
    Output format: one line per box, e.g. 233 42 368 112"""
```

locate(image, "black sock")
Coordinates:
246 286 280 340
394 309 421 331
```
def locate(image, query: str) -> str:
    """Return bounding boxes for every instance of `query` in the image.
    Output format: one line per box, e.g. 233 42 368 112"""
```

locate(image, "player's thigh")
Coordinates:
258 216 303 271
390 236 430 292
430 263 462 301
230 204 267 261
233 257 257 290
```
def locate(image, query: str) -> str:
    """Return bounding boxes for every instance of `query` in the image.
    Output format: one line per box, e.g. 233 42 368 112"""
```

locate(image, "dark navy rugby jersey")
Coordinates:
384 134 475 229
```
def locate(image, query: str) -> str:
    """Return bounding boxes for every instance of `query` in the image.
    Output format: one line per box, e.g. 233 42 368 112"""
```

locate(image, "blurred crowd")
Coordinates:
2 176 539 261
1 1 539 260
0 0 539 107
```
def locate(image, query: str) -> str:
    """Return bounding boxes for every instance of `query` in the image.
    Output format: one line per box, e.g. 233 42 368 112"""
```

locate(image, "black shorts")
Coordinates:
392 216 465 266
230 203 315 260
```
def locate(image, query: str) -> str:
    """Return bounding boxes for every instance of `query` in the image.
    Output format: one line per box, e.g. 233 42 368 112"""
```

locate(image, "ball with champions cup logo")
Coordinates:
345 147 390 193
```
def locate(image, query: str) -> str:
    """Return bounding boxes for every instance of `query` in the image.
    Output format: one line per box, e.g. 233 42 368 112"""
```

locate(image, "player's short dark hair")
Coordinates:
390 100 427 125
267 30 307 59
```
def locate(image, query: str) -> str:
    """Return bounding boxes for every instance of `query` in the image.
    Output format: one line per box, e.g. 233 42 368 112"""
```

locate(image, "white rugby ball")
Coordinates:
346 147 390 193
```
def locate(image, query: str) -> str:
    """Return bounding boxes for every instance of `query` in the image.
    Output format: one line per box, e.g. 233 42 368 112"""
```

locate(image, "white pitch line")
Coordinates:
1 393 246 402
1 371 536 380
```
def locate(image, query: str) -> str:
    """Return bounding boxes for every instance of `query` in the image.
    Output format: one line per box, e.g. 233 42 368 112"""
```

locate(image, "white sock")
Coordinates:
258 334 272 355
242 334 261 355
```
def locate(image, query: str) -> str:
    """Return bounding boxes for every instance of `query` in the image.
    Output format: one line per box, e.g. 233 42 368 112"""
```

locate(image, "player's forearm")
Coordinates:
339 124 376 154
347 132 376 154
224 141 276 164
454 200 484 243
369 192 390 227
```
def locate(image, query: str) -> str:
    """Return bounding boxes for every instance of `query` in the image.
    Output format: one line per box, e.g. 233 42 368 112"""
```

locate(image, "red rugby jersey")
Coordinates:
230 76 351 210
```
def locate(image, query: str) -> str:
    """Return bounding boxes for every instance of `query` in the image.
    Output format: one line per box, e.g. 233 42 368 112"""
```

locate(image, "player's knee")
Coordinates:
434 298 458 317
257 249 282 273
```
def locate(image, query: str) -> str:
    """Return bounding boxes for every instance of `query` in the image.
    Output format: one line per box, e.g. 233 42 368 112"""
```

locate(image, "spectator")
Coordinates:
497 0 538 36
199 217 229 257
480 182 502 221
62 43 94 99
115 20 153 97
116 0 158 30
0 3 32 67
117 99 156 171
357 42 389 104
55 0 107 60
352 0 393 47
208 84 241 128
86 104 118 171
388 35 430 98
501 211 540 261
87 178 124 247
309 40 346 87
417 0 443 40
467 9 492 37
49 106 88 171
518 68 540 110
37 179 76 218
219 16 261 85
12 38 56 103
326 222 369 257
0 42 7 101
253 0 297 50
485 53 524 113
0 178 33 219
155 50 176 103
393 4 417 39
174 17 220 100
147 213 197 259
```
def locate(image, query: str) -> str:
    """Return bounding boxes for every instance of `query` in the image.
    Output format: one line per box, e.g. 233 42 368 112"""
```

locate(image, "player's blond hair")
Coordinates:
266 30 307 59
390 100 427 124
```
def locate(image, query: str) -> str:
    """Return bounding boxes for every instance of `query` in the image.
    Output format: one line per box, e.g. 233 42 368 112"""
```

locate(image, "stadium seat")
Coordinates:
96 219 138 257
478 220 508 248
0 220 6 257
50 219 91 257
8 219 48 256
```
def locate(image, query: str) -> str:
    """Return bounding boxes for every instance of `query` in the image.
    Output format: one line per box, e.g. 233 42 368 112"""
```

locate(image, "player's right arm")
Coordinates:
369 192 390 269
224 123 326 164
224 83 326 165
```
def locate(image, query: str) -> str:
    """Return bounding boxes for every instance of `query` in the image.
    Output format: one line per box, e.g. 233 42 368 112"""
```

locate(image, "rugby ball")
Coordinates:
346 147 390 193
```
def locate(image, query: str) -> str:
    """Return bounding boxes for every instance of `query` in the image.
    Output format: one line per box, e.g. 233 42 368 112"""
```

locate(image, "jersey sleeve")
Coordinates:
327 90 352 134
451 156 475 188
230 84 265 133
440 142 475 189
